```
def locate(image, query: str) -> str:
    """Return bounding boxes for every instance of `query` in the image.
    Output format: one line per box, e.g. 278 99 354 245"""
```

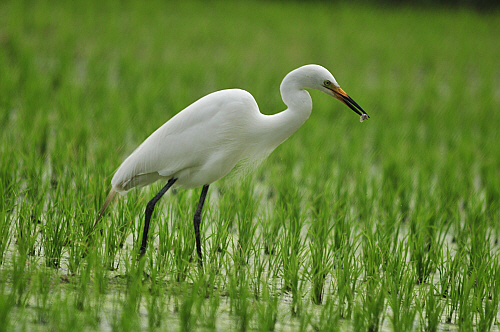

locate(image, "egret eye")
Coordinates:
324 80 332 87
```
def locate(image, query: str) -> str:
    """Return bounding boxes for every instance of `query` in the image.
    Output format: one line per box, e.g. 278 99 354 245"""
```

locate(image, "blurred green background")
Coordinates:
2 0 499 164
1 0 499 205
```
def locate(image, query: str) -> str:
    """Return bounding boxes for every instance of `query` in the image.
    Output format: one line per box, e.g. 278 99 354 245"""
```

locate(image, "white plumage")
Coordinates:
112 89 263 191
96 64 369 264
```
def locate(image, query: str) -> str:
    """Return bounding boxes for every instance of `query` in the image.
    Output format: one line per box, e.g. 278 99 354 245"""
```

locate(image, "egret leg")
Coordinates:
140 178 177 257
194 184 209 267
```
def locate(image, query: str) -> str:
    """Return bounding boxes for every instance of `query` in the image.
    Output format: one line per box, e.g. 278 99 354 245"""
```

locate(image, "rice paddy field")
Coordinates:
1 0 500 331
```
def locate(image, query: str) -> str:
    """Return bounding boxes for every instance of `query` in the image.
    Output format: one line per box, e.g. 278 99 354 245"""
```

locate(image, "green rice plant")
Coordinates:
33 268 52 325
439 245 465 324
116 255 145 331
0 191 12 264
209 186 235 263
331 198 349 255
254 278 278 332
199 275 221 330
66 199 93 275
109 286 123 332
376 216 401 276
264 234 282 280
103 199 128 270
473 257 500 332
228 266 254 332
456 268 475 331
235 177 259 266
235 271 255 332
279 232 306 316
47 291 87 332
152 201 175 277
408 211 434 285
417 284 445 332
11 253 30 307
122 190 144 245
333 215 360 320
248 232 266 299
42 199 68 268
274 173 306 315
178 280 199 332
355 276 386 332
0 147 16 264
449 200 498 330
0 270 15 332
0 144 17 214
386 239 417 332
75 252 92 311
310 293 340 332
308 187 334 305
15 192 41 258
93 250 109 296
467 204 491 275
80 289 103 332
381 161 412 223
261 195 282 257
116 299 141 332
145 262 167 330
361 220 383 282
99 190 141 270
169 188 198 281
191 280 212 331
363 177 401 277
297 300 312 332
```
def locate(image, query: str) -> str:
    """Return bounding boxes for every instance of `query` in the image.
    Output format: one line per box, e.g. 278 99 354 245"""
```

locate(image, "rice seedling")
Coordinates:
333 229 360 320
178 279 200 332
235 178 260 266
144 258 167 330
15 192 41 258
386 239 417 332
74 251 93 311
228 266 254 332
417 284 445 332
0 272 14 332
439 245 464 324
456 268 475 330
10 253 31 307
0 195 12 265
168 189 198 282
308 182 335 305
474 259 500 332
310 293 340 332
33 268 52 325
355 276 387 332
255 277 279 331
207 186 234 273
201 276 222 330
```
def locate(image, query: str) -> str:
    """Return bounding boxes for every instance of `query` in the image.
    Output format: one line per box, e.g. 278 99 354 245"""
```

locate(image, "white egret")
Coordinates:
95 64 369 266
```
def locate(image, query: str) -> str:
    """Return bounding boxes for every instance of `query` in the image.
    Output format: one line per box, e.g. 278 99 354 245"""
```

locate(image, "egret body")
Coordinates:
96 64 369 265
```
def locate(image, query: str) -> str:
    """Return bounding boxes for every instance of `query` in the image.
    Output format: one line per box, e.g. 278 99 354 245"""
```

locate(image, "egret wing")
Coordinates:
111 89 258 192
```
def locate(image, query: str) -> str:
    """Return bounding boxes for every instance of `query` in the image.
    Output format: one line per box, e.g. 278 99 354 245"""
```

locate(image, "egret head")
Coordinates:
322 80 369 120
287 64 369 120
320 79 369 120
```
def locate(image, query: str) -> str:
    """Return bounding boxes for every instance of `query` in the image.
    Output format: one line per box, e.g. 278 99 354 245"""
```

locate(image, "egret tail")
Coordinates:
94 188 117 230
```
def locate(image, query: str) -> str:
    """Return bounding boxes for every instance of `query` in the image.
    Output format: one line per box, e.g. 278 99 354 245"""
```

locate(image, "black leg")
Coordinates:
194 184 209 267
139 178 177 257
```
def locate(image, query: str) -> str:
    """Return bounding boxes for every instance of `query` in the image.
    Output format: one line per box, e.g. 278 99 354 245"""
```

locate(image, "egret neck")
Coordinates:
257 75 313 151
